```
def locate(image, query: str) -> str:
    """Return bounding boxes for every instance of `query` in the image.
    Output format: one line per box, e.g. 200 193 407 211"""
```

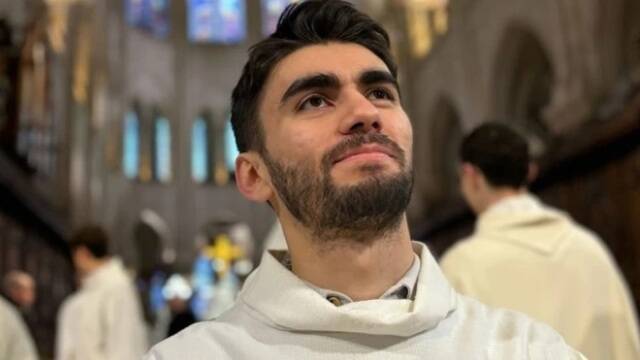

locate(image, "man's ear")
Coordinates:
235 152 273 202
460 163 474 181
461 163 482 189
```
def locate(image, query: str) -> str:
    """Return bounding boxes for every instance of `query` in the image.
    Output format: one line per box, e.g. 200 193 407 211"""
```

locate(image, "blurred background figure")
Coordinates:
441 122 640 360
55 225 148 360
0 0 637 357
146 222 255 345
2 270 39 356
2 270 36 312
191 224 250 320
162 274 196 338
0 296 38 360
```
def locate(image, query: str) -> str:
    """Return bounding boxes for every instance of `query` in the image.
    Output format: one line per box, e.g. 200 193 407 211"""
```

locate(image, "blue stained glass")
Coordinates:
123 111 140 179
190 253 215 320
149 271 167 315
224 119 239 173
124 0 170 38
188 0 247 44
261 0 296 36
154 117 172 182
192 118 209 183
125 0 144 25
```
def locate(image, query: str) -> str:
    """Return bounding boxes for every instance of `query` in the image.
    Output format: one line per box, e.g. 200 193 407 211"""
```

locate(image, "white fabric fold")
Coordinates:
239 242 456 336
146 241 585 359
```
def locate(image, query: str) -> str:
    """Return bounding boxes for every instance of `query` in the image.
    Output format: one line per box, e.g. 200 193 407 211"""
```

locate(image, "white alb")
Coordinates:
56 257 149 360
441 193 640 360
147 242 586 359
0 296 37 360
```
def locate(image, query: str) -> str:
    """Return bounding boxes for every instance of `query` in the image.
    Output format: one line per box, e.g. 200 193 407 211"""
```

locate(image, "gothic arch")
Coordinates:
493 23 555 157
134 209 172 275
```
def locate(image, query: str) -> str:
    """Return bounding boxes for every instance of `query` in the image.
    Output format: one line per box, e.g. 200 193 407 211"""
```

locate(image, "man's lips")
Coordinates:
333 144 396 164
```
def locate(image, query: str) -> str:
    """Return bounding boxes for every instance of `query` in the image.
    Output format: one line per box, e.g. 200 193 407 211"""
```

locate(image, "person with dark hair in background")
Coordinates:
55 225 148 360
166 296 196 338
441 122 640 360
147 1 585 359
162 274 197 338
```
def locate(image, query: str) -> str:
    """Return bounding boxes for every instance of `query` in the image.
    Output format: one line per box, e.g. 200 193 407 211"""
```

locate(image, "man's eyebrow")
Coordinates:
280 73 340 105
359 69 400 93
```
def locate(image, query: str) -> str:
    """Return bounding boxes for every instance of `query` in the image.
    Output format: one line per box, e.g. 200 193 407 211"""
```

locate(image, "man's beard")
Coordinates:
262 133 413 244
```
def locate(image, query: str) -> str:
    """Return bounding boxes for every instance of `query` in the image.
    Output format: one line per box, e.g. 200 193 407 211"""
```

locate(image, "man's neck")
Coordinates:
82 257 111 278
282 216 416 302
479 187 526 214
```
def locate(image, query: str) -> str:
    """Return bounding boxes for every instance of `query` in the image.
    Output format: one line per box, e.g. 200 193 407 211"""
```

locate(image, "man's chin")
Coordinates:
330 167 404 187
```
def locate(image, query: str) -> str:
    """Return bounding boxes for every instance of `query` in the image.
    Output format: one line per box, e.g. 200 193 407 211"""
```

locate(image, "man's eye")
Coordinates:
368 88 394 101
299 95 329 110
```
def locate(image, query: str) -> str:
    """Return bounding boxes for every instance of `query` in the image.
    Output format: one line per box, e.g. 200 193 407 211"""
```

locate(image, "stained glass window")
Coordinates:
192 117 209 183
260 0 296 36
154 116 172 182
124 0 171 38
187 0 247 44
223 118 239 175
123 110 140 179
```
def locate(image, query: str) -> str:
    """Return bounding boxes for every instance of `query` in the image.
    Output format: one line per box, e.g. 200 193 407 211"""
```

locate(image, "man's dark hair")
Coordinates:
460 122 530 188
69 225 111 258
230 0 397 153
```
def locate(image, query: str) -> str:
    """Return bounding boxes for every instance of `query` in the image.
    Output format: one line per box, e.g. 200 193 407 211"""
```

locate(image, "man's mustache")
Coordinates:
322 133 406 170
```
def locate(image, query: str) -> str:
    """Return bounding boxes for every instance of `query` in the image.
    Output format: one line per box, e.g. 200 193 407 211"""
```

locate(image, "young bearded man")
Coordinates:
146 1 586 358
441 122 640 360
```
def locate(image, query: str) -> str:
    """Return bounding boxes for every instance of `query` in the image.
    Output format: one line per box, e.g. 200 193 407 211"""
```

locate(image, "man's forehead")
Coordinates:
269 43 391 89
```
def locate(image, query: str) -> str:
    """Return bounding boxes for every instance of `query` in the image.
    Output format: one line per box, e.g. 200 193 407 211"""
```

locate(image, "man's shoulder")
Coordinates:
455 295 585 359
0 296 21 323
59 291 84 314
439 234 483 269
145 305 255 359
145 319 241 359
97 265 138 294
457 294 556 334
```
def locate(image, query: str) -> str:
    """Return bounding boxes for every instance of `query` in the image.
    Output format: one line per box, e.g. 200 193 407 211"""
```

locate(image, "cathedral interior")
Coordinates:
0 0 638 358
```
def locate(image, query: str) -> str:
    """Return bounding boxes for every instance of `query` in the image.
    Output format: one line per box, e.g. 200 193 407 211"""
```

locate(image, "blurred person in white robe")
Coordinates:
2 270 38 353
55 225 148 360
441 122 640 360
0 296 37 360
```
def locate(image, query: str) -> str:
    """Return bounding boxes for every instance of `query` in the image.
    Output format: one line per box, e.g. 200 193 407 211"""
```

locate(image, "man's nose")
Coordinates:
338 91 382 135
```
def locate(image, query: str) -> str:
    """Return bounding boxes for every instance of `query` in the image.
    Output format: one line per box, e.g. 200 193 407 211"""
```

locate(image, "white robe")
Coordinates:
441 193 640 360
55 258 148 360
146 242 585 359
0 296 38 360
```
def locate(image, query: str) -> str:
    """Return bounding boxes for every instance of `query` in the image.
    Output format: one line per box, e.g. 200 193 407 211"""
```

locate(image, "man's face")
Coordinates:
256 42 413 242
9 277 35 309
